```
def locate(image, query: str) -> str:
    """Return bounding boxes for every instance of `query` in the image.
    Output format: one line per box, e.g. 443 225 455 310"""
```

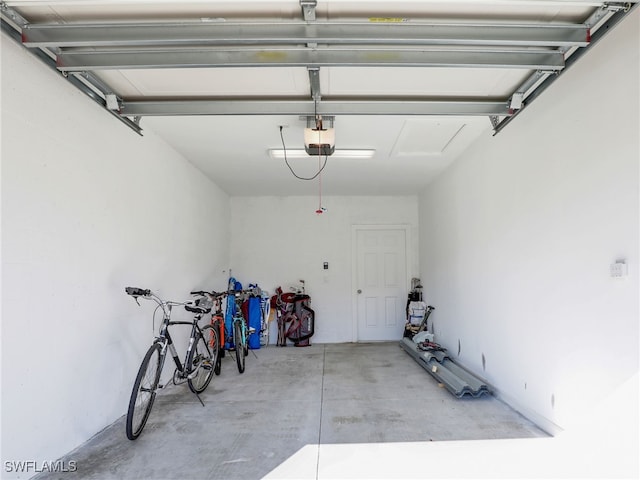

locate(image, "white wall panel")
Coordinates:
418 9 639 434
229 196 419 344
1 33 230 476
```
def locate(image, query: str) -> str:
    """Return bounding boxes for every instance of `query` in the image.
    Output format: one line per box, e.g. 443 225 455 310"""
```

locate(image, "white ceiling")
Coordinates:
3 0 633 196
144 114 491 195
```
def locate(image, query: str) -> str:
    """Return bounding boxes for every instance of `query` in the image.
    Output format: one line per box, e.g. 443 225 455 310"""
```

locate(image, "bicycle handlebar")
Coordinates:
126 287 190 309
125 287 151 297
189 289 260 302
228 288 261 296
190 290 226 300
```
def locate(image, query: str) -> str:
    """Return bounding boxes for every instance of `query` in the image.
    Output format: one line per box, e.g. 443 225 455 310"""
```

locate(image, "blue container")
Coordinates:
247 296 262 349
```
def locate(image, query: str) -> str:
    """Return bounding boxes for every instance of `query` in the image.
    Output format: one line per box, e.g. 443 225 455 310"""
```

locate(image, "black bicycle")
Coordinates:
124 287 219 440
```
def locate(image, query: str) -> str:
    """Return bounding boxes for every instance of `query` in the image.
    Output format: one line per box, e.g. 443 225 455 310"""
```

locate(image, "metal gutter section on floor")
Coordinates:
400 337 491 398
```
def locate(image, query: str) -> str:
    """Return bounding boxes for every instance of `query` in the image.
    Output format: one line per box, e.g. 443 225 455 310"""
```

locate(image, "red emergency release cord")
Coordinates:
316 126 325 214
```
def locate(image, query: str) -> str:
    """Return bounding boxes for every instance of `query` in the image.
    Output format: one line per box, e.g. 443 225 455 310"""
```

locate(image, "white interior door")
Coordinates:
355 227 408 342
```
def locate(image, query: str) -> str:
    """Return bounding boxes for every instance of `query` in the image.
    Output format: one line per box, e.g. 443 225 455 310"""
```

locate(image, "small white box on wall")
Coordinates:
610 260 629 278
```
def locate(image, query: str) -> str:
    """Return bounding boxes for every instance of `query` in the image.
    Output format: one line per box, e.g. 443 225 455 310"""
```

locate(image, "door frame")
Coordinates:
351 224 411 343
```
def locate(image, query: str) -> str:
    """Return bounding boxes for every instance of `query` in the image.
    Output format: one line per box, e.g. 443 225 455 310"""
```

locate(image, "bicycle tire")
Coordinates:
126 343 162 440
187 326 217 394
243 317 249 356
234 320 245 373
214 351 222 375
212 318 223 375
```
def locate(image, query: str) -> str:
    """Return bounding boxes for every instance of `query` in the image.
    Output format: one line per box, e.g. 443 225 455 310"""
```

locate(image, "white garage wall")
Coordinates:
229 196 419 343
1 34 230 476
418 10 639 433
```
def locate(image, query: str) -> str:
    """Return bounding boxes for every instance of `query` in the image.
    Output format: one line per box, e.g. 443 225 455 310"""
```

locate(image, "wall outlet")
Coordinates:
610 261 629 278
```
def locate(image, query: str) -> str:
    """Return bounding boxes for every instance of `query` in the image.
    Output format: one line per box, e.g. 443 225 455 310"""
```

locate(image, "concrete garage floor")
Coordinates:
35 343 547 480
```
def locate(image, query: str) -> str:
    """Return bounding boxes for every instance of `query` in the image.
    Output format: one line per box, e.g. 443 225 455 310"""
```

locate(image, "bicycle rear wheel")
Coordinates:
211 318 223 375
234 320 246 373
127 343 162 440
187 326 217 394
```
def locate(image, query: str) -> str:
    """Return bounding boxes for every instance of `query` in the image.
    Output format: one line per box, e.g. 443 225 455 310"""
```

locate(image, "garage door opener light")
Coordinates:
304 115 335 156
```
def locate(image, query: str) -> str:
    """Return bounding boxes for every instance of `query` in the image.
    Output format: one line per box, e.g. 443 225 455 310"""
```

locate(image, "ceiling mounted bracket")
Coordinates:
302 115 334 129
300 0 317 22
603 2 631 13
300 0 318 46
0 1 26 29
105 93 120 111
308 67 321 102
584 3 626 31
537 69 560 75
489 116 500 129
509 92 524 111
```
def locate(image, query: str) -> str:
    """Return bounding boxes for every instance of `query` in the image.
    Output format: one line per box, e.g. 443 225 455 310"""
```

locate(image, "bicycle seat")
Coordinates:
185 304 211 314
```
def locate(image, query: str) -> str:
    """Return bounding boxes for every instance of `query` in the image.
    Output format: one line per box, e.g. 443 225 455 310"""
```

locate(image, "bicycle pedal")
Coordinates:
158 384 165 389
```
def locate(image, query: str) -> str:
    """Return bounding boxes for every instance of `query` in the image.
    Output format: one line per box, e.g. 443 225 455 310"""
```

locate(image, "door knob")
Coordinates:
357 289 362 294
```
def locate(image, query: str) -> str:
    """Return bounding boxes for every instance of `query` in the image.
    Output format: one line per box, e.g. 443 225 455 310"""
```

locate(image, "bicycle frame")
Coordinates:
203 292 226 350
224 289 257 373
133 290 212 384
233 310 248 348
229 290 252 349
160 310 212 382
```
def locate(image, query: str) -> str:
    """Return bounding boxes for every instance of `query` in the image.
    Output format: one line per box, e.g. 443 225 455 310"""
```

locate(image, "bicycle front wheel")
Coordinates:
187 326 217 394
126 343 162 440
234 320 246 373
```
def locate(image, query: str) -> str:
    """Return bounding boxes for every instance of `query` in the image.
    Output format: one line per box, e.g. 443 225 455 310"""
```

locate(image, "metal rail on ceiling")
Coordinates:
55 48 566 71
492 1 637 133
21 22 590 49
118 99 513 117
1 1 637 135
0 6 142 134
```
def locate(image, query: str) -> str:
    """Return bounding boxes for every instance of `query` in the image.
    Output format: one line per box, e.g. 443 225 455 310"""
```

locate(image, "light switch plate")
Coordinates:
610 261 629 278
